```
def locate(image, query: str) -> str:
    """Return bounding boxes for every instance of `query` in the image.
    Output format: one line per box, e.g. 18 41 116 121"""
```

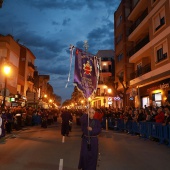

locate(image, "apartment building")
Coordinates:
115 0 170 108
114 0 134 109
0 34 20 106
38 75 50 99
0 35 53 108
91 50 114 108
19 45 36 95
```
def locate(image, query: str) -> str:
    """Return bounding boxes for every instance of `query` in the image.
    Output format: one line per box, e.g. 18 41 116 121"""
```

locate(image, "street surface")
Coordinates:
0 116 170 170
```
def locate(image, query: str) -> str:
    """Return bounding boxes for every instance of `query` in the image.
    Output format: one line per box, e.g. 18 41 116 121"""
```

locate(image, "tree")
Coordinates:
62 99 72 107
71 86 85 105
106 75 129 109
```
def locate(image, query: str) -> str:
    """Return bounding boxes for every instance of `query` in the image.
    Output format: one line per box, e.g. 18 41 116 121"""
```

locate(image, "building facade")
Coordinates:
0 34 55 108
0 35 20 106
91 50 115 108
114 0 134 109
115 0 170 108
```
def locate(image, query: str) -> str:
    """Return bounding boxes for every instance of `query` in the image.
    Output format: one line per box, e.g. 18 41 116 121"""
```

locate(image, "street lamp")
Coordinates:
81 100 84 108
108 88 112 108
2 65 11 108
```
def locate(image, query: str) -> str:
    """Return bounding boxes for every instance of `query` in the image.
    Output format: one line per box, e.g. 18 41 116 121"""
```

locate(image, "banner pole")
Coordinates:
87 97 90 148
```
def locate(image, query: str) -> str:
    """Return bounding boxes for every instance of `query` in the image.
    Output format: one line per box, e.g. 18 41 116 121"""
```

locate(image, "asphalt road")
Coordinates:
0 117 170 170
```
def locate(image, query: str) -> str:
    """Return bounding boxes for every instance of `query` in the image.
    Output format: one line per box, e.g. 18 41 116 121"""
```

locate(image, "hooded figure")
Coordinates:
78 108 101 170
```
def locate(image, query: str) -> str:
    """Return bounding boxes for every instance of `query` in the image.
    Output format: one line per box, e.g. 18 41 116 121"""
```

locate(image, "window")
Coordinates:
155 40 168 63
152 92 162 107
116 14 122 27
142 96 149 108
117 53 123 62
151 0 157 5
153 8 165 32
132 0 138 8
116 34 122 45
155 93 162 107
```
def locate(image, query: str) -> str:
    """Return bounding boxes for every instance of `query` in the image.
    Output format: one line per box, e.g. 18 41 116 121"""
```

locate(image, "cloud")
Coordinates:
15 0 121 11
0 0 121 102
62 17 71 26
16 0 86 10
37 61 69 75
52 21 59 26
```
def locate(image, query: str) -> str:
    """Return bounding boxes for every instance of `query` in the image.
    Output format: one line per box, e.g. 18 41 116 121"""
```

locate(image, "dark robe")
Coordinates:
78 114 101 170
61 111 72 136
0 113 7 137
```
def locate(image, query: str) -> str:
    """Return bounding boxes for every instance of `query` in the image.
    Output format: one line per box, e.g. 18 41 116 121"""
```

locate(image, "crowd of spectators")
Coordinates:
92 105 170 126
0 106 59 140
1 105 170 144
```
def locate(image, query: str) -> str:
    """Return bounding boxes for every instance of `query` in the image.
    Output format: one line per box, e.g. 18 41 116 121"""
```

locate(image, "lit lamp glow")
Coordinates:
108 88 112 94
2 65 11 108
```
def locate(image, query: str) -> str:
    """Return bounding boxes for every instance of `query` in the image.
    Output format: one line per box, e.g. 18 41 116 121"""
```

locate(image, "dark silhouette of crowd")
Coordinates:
1 105 170 146
0 106 59 140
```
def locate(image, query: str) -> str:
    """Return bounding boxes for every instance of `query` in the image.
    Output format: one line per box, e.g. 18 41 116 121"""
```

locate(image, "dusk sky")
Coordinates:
0 0 120 102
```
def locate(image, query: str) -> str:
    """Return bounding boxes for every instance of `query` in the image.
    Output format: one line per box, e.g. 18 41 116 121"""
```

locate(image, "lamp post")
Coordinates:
2 65 11 109
108 88 112 108
103 85 107 108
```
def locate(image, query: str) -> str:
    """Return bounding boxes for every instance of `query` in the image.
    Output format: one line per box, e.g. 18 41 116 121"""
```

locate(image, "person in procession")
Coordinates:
78 108 101 170
61 108 73 137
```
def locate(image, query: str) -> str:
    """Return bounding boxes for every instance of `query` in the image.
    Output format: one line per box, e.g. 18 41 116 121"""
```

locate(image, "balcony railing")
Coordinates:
27 76 34 83
130 63 151 80
127 34 150 57
129 8 148 35
28 62 35 70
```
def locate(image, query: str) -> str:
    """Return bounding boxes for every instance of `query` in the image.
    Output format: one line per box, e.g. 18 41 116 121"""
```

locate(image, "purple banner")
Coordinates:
74 48 99 98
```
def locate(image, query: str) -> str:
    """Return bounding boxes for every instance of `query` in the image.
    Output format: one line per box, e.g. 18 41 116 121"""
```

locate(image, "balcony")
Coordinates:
130 63 151 80
128 0 148 21
27 76 34 83
28 62 35 70
127 34 149 58
128 8 148 35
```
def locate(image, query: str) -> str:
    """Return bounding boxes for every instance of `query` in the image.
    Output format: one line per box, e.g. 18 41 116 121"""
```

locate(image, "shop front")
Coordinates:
139 78 170 108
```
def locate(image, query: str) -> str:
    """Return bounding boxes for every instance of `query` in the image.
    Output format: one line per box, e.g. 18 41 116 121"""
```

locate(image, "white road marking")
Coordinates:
59 159 63 170
62 136 65 143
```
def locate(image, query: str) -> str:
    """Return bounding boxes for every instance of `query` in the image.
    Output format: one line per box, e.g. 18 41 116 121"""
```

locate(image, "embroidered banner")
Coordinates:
74 48 99 98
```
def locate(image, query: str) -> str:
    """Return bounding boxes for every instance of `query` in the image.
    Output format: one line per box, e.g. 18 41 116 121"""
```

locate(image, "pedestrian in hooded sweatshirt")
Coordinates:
78 108 101 170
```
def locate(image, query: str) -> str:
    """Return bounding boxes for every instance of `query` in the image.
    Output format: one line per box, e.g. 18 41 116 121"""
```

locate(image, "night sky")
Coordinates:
0 0 120 102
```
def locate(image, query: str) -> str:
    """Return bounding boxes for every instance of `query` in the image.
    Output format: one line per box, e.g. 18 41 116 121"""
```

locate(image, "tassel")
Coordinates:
65 45 74 88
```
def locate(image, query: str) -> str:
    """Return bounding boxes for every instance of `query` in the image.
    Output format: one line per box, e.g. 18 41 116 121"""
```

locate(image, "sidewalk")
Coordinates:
0 127 30 144
0 122 59 144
